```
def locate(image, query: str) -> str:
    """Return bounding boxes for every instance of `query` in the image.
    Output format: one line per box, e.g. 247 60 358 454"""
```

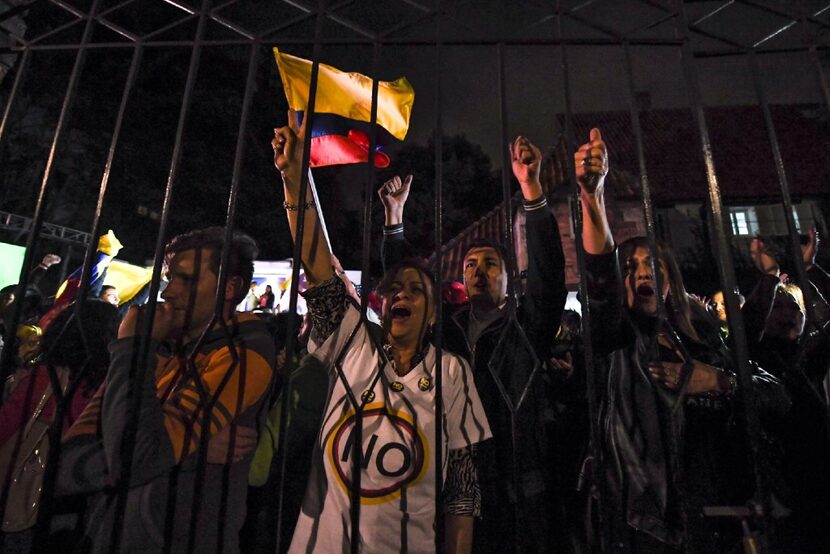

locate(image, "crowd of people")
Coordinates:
0 114 828 554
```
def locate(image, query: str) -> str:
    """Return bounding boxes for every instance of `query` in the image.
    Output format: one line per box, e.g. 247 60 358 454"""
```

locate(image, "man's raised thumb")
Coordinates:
590 128 602 142
402 174 413 191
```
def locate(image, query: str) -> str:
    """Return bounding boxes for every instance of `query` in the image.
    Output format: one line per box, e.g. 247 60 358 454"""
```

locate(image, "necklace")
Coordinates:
382 343 431 391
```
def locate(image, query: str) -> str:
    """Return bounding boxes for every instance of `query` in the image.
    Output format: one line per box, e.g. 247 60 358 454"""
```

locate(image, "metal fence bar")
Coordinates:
0 0 103 542
349 37 382 554
2 2 829 553
4 36 688 51
176 41 260 554
432 4 445 548
0 0 99 388
494 42 521 554
812 46 830 115
675 0 768 522
0 47 28 147
30 42 144 552
555 4 607 550
108 1 212 551
747 50 818 320
274 1 327 550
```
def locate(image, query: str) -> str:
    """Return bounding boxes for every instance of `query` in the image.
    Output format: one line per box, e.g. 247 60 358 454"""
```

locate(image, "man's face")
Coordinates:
711 291 727 323
101 288 120 306
381 267 435 346
624 246 670 316
161 248 220 339
463 247 507 308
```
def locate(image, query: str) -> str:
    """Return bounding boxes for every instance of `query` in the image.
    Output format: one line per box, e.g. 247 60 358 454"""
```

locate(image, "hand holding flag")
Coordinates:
272 108 307 189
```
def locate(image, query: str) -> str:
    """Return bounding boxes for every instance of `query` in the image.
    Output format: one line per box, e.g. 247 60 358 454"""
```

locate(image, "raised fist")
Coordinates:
574 128 608 194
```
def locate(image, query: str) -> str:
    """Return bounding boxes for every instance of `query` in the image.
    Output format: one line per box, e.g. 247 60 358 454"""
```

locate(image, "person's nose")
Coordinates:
635 265 652 281
393 289 409 303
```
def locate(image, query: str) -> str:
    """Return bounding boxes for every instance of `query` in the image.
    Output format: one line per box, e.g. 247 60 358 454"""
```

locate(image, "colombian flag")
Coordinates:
273 48 414 168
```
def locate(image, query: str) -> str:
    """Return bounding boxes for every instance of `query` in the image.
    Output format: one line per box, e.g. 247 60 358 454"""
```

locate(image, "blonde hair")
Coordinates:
777 282 805 314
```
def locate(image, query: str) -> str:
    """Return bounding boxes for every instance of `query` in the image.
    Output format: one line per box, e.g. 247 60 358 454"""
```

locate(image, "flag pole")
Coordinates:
307 168 332 251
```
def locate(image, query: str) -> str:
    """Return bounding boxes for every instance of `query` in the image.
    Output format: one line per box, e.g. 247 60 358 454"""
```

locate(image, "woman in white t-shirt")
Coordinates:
273 112 492 553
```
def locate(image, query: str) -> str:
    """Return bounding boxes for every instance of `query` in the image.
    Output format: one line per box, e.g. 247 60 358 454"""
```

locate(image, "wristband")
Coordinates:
283 200 315 211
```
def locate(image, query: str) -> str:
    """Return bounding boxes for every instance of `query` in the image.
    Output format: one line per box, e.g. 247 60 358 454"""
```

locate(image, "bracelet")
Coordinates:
283 200 315 211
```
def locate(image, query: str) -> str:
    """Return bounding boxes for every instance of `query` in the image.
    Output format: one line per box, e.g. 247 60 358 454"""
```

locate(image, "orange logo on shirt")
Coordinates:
328 403 429 505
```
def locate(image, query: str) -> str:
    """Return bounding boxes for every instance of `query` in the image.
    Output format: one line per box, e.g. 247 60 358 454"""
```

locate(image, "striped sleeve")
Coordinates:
161 337 274 463
443 445 481 517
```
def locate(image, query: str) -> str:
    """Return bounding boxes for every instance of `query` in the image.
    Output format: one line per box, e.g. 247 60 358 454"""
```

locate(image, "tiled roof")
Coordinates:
438 105 828 283
568 104 829 202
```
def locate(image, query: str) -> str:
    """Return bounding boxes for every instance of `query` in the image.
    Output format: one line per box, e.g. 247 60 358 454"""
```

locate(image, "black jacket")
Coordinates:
585 251 789 550
382 198 568 552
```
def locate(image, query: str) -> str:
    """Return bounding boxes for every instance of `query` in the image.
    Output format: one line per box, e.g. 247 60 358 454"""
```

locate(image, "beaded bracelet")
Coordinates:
283 200 316 211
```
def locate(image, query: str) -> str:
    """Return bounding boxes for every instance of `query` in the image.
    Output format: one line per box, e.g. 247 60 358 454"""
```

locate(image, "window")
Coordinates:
730 209 750 235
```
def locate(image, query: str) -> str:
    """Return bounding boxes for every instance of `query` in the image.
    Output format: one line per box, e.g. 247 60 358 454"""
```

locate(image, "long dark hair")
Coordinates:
618 236 700 342
41 299 121 393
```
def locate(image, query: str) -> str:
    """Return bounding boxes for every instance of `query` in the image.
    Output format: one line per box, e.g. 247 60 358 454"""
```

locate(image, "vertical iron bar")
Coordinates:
495 41 520 554
30 43 144 552
432 3 445 547
622 41 670 324
747 50 817 321
74 45 143 311
675 0 768 517
109 0 212 550
180 41 260 554
496 43 518 307
0 0 102 537
275 1 327 550
0 0 101 393
555 4 606 550
0 47 29 147
57 243 72 287
811 46 830 122
358 42 381 318
346 38 380 554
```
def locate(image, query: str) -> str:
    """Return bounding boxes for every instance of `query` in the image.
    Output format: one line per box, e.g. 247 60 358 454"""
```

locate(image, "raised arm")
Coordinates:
743 238 781 345
378 174 417 273
273 110 333 287
574 128 613 255
510 136 566 353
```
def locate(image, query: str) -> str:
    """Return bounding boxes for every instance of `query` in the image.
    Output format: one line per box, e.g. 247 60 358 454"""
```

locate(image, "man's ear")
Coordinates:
225 276 244 303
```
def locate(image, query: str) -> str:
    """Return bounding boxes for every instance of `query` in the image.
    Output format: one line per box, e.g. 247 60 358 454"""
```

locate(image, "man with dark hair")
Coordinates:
64 226 275 553
379 136 568 552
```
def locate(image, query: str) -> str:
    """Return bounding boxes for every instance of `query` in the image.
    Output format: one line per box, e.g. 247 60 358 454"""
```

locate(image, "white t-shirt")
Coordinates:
289 304 492 554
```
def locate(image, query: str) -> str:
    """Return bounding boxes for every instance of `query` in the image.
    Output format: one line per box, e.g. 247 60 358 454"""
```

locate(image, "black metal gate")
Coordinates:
1 1 828 552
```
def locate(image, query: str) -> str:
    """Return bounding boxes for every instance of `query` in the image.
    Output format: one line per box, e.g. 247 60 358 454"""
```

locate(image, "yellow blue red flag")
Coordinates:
273 48 415 168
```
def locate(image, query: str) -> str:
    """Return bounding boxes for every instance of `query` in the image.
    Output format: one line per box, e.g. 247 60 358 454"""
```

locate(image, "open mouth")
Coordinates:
391 305 412 321
636 283 655 297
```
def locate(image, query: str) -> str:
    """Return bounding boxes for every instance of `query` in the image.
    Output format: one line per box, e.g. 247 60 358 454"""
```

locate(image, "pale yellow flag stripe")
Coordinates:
273 48 414 141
